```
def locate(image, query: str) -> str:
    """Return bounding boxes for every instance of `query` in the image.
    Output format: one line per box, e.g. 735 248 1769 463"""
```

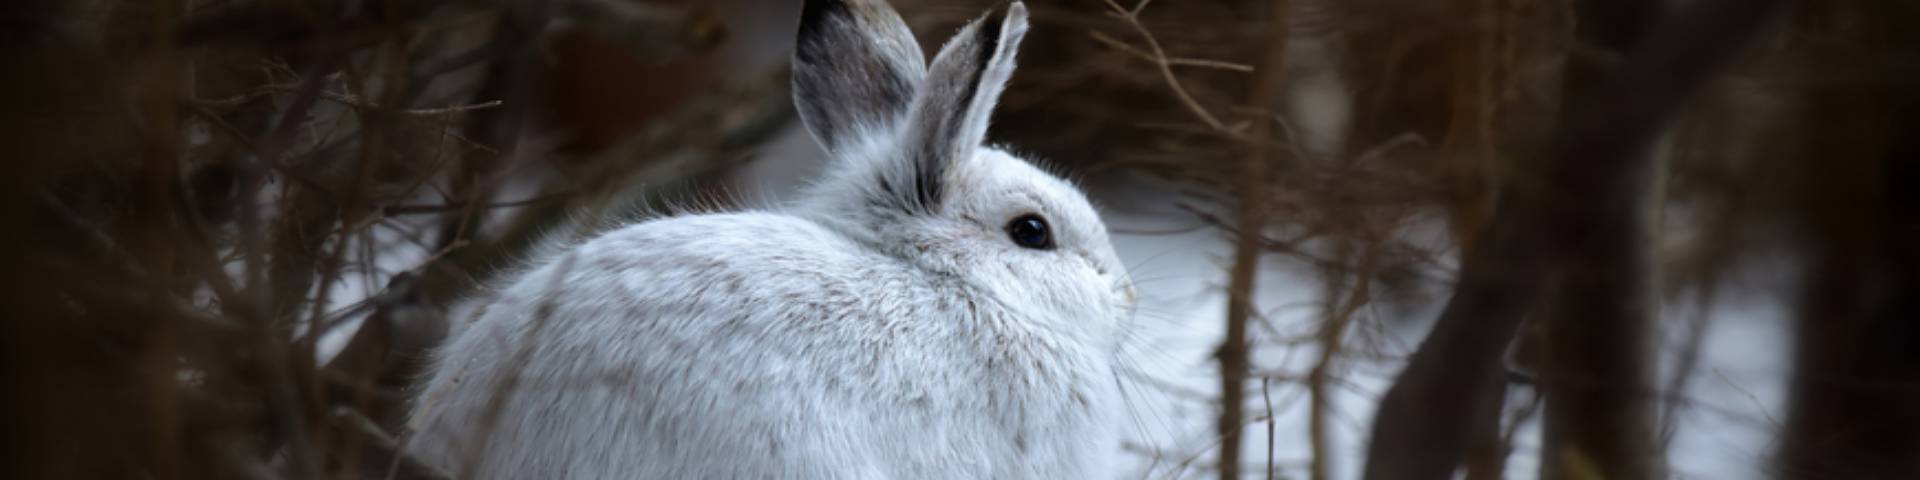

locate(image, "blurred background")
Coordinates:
1 0 1913 478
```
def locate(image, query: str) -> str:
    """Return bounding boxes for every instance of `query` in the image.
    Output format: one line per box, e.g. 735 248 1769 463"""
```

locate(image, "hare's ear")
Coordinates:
890 2 1029 213
793 0 926 153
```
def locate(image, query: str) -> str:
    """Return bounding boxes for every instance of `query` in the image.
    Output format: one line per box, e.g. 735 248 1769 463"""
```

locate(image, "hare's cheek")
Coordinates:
1055 275 1117 315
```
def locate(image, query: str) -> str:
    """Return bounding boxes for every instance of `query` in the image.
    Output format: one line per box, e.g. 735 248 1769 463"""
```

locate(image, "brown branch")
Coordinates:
1310 239 1380 480
195 87 503 116
1087 31 1255 72
1161 413 1282 480
1097 0 1232 132
323 73 795 470
378 192 573 216
1263 377 1277 480
327 407 452 480
1217 2 1291 479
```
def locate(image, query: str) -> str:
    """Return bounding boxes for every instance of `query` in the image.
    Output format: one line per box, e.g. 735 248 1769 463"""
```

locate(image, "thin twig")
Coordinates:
379 192 574 215
1712 369 1783 430
1088 32 1255 72
196 85 505 116
1263 378 1276 480
1097 0 1231 132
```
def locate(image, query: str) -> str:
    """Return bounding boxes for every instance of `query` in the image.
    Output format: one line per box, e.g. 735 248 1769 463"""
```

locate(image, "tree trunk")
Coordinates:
1534 0 1664 477
1361 1 1782 478
1777 4 1920 475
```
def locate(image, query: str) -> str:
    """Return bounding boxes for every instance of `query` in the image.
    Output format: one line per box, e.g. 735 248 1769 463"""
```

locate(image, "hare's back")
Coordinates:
412 212 923 478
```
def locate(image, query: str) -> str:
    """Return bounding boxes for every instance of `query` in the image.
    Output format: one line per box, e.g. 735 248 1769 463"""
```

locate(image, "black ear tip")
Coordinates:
973 0 1030 52
796 0 854 64
982 1 1012 24
973 8 1007 65
987 0 1025 22
798 0 849 39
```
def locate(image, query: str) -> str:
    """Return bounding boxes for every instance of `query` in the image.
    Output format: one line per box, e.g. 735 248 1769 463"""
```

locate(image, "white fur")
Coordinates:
408 1 1134 478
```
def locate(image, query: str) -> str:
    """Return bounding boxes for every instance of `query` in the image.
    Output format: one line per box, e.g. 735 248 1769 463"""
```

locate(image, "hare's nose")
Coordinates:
1114 276 1138 307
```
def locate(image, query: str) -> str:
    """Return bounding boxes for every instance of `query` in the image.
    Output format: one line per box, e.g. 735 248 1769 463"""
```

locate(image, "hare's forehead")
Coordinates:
958 150 1103 230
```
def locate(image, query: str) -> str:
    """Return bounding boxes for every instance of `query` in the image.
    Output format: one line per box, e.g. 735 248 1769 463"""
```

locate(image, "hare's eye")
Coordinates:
1005 214 1053 250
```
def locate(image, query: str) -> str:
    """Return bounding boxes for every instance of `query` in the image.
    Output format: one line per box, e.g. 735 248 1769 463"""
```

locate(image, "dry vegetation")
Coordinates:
1 0 1917 479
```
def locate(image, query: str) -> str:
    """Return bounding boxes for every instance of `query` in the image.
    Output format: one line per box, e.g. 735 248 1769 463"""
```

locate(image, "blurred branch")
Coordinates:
323 71 795 458
5 0 752 477
1217 1 1290 479
328 406 452 480
1087 31 1254 72
1310 239 1379 480
1096 0 1235 132
553 0 725 63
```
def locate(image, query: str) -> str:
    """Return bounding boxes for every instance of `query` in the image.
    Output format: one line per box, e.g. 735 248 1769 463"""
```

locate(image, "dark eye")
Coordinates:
1005 214 1053 250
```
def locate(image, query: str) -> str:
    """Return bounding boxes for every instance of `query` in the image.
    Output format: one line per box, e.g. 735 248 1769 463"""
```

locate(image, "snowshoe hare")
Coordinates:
408 1 1136 478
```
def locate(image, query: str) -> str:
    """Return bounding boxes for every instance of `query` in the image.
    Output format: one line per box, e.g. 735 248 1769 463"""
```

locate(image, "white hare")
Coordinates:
407 0 1135 478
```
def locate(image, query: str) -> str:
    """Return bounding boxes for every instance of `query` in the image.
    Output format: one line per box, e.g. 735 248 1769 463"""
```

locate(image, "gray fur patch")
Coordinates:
792 0 925 151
